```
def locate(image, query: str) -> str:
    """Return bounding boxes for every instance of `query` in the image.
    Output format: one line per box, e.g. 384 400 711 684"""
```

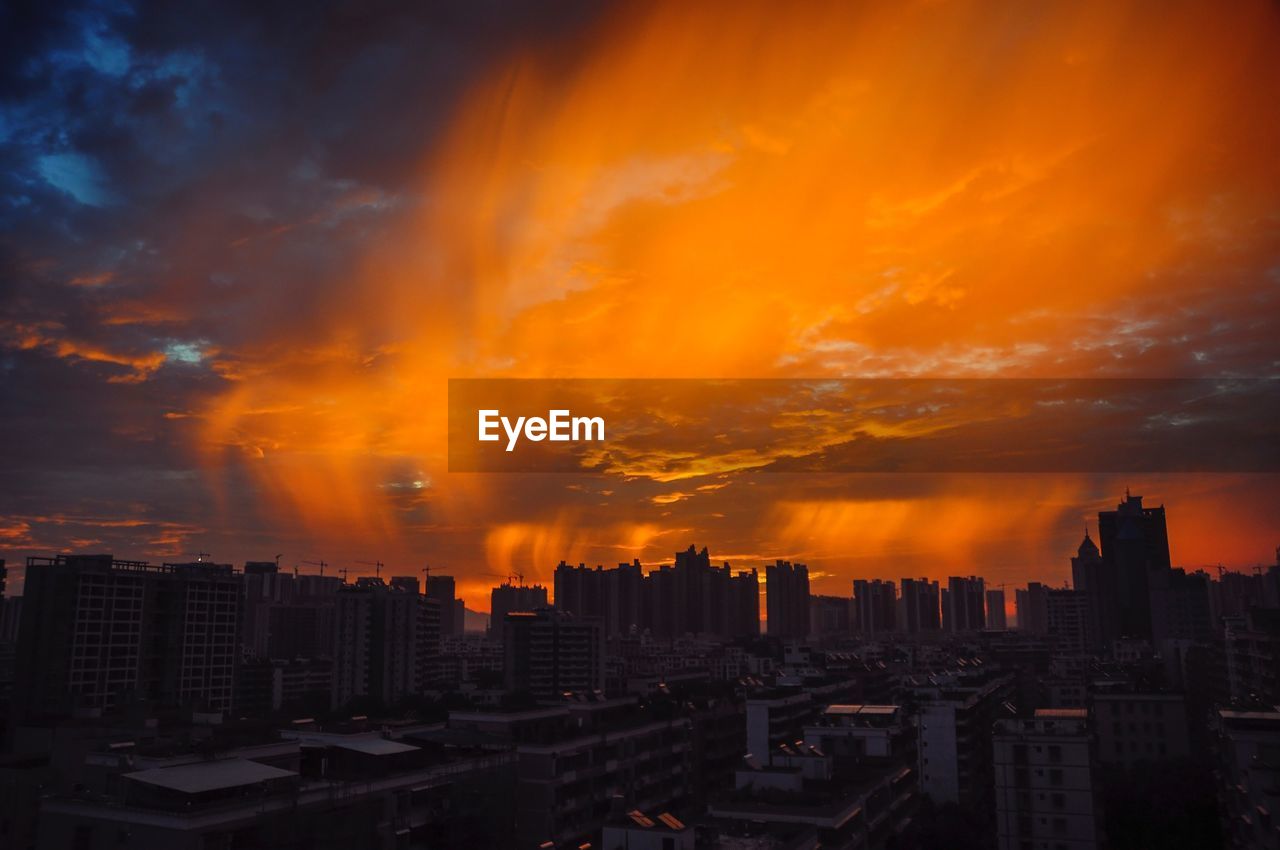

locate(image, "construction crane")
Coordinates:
483 571 525 587
355 560 384 579
301 559 328 577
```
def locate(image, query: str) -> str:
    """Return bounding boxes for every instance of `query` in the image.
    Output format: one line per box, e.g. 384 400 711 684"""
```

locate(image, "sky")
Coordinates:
2 0 1279 609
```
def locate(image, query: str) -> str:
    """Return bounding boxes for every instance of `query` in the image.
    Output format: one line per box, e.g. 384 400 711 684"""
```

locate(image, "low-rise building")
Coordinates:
34 727 515 850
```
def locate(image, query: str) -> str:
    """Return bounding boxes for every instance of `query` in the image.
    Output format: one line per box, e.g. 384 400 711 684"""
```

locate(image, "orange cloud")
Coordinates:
187 0 1280 601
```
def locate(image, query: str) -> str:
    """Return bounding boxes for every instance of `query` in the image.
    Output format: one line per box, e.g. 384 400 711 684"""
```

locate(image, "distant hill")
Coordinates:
463 606 489 634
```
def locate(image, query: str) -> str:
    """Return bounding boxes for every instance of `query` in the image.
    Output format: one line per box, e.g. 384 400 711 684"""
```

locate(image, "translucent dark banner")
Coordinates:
447 378 1280 474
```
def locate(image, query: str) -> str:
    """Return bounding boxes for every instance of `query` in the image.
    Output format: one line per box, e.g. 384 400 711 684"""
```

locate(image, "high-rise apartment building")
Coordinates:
765 560 810 638
943 576 986 632
503 607 604 698
900 578 942 633
331 577 439 708
809 594 852 638
489 582 549 635
15 555 241 718
853 579 897 634
987 588 1008 629
1047 590 1096 655
242 561 342 661
1016 582 1050 634
426 574 464 637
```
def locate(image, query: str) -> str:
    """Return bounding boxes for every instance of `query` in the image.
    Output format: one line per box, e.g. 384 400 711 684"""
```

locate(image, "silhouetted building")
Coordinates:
241 562 342 662
426 574 464 637
809 594 851 638
987 589 1008 629
994 709 1102 850
503 608 604 698
943 576 986 633
552 551 752 640
765 560 810 638
1016 582 1050 634
1047 590 1095 654
15 555 240 719
331 577 438 708
1070 530 1115 648
727 567 761 639
619 546 759 639
853 579 897 634
1098 492 1172 640
1149 567 1213 644
0 596 20 644
489 582 549 636
899 577 942 633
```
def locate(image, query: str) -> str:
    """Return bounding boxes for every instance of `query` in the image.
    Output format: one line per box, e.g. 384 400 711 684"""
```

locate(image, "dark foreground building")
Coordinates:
15 555 241 721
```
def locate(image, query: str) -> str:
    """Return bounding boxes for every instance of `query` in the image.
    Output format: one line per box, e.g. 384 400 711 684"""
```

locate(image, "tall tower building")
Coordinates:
729 568 761 637
765 560 810 638
852 579 897 634
1098 492 1171 640
943 576 986 633
426 574 463 637
986 588 1008 630
900 578 942 633
1016 582 1050 634
1070 530 1114 648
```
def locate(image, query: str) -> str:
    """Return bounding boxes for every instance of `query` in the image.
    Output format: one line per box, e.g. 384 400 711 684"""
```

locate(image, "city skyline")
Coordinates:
3 482 1279 849
1 2 1277 847
5 490 1274 619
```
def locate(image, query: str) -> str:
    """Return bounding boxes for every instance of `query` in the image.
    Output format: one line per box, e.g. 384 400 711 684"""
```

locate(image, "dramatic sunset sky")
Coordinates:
2 0 1278 608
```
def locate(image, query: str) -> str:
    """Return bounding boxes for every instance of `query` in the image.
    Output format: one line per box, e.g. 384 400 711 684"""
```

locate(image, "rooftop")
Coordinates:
124 759 296 794
284 732 421 756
